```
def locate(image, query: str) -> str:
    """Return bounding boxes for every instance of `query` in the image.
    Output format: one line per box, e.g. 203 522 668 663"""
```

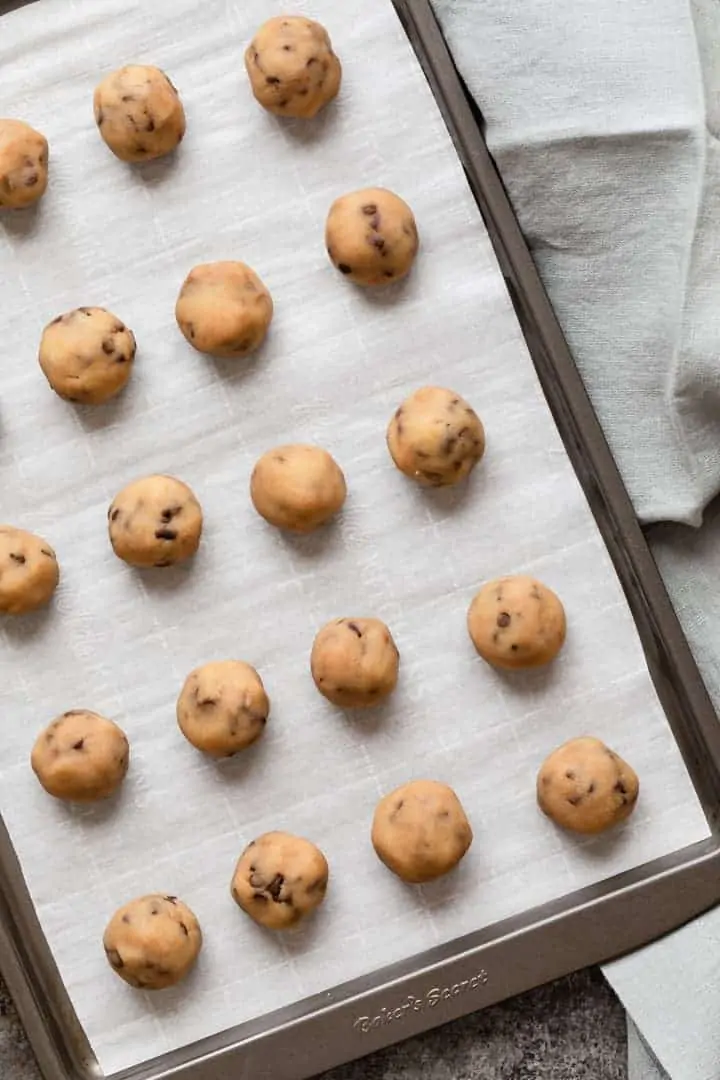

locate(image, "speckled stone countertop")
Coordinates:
1 967 626 1079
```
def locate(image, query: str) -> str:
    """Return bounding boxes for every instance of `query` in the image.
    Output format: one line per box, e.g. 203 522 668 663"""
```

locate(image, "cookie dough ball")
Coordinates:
245 16 341 119
326 188 419 287
0 527 59 615
387 386 485 487
31 710 129 802
177 660 269 758
311 617 399 708
94 65 185 163
537 737 639 835
250 444 346 534
231 831 328 930
176 261 273 358
0 120 48 209
39 307 136 404
108 475 203 568
467 575 566 670
103 894 202 989
372 780 473 883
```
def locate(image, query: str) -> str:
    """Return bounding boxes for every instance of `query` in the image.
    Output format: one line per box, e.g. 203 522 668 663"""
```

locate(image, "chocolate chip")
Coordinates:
150 906 159 915
154 559 173 568
72 739 84 751
179 921 189 936
567 794 583 806
565 770 576 780
362 203 378 216
369 236 386 252
96 107 105 125
155 528 177 541
530 585 542 600
146 118 155 132
306 57 318 67
347 622 362 637
110 508 120 522
588 783 596 794
50 315 63 325
267 874 285 903
164 895 178 904
337 263 352 275
383 270 395 278
102 338 115 356
496 612 511 628
231 885 240 902
40 549 53 557
510 643 519 651
121 94 135 103
24 173 38 188
266 75 281 85
252 892 268 903
9 553 25 564
197 697 218 707
105 947 124 969
614 780 627 795
282 44 293 51
122 914 130 924
161 506 182 522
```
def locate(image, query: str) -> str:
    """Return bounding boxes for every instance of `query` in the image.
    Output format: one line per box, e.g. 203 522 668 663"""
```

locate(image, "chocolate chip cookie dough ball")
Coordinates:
39 307 136 404
31 710 129 802
537 737 639 835
176 261 273 358
250 444 346 534
467 575 566 670
245 16 341 119
231 831 329 930
387 386 485 487
103 894 202 989
94 65 185 163
0 527 59 615
311 617 399 708
372 780 473 883
108 475 203 568
177 660 269 758
326 188 419 287
0 119 48 208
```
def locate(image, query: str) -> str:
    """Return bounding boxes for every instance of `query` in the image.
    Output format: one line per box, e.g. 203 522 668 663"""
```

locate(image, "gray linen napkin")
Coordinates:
431 1 720 1077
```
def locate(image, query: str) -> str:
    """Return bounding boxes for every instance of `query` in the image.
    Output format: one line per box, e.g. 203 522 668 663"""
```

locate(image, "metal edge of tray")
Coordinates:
1 2 720 1079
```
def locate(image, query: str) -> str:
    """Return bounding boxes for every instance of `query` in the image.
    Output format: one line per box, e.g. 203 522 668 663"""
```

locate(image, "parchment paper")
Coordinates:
0 0 709 1073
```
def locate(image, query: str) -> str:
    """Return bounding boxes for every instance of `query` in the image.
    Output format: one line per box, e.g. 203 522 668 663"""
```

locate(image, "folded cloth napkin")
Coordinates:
431 1 720 1077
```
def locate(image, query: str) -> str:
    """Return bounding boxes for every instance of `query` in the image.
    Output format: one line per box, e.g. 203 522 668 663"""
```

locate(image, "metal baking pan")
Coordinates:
2 1 720 1078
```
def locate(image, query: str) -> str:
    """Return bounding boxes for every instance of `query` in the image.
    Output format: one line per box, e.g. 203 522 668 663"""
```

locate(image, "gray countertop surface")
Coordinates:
1 967 627 1079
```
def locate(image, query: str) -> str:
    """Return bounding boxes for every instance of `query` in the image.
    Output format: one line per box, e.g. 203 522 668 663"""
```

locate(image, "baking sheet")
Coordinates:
0 0 709 1073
